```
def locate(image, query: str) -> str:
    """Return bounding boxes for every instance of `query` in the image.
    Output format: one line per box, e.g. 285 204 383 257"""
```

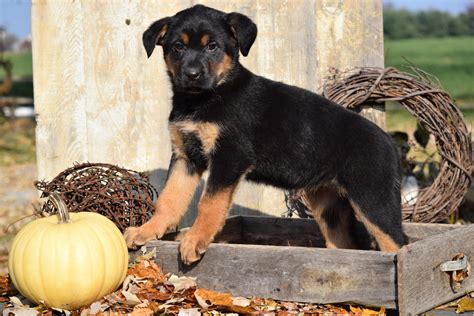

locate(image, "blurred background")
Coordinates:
0 0 473 272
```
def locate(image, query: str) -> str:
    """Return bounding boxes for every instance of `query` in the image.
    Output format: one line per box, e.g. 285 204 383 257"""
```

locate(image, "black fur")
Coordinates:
144 5 407 249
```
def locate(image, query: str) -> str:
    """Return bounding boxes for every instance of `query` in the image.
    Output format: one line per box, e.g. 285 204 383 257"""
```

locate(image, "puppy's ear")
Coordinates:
226 12 257 57
143 17 172 58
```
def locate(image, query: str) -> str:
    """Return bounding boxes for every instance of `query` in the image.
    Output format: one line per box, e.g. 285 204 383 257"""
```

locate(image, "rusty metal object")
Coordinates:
35 162 158 232
287 67 472 223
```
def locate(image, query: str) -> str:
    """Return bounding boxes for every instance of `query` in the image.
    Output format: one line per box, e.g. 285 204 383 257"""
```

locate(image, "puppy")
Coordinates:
124 5 407 264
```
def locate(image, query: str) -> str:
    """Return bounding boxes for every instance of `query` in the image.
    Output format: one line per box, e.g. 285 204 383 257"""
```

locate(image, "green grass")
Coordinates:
387 107 474 133
0 52 33 78
385 36 474 104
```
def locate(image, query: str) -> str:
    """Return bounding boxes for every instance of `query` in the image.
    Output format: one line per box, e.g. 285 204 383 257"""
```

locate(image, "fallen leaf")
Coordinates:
232 296 250 307
194 288 233 307
457 296 474 313
103 292 125 305
167 275 197 293
178 307 201 316
195 291 211 310
2 306 38 315
89 301 101 314
137 287 172 302
10 296 24 307
280 301 299 311
0 275 17 296
350 305 385 315
131 307 155 316
122 290 143 306
159 297 185 312
128 260 166 284
194 289 254 314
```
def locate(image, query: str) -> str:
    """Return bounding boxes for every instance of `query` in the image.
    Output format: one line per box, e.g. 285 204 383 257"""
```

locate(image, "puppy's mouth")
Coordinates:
181 86 206 94
174 78 217 94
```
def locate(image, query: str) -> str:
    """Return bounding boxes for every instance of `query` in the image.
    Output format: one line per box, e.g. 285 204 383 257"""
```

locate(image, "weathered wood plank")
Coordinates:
398 224 474 315
402 222 459 243
32 0 89 180
205 215 459 246
143 241 397 308
163 216 243 243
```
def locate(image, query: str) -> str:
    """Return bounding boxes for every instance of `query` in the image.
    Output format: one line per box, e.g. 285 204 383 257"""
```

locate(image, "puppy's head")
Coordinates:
143 5 257 93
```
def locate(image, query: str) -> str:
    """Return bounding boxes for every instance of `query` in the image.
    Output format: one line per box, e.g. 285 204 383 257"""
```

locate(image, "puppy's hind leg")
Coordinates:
302 187 357 249
347 192 407 252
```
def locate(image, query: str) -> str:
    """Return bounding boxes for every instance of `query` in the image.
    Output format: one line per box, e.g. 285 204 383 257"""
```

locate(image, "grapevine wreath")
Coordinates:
35 162 157 232
287 67 471 223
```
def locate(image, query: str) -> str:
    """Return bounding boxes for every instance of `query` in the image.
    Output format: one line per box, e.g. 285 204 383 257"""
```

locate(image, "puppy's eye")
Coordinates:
206 42 218 52
173 42 185 52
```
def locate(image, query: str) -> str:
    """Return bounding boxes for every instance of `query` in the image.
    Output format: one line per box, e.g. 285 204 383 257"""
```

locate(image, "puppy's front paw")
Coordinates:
124 225 161 249
179 232 210 265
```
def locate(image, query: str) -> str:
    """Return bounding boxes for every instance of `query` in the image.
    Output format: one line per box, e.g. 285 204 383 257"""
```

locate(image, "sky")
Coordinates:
384 0 474 14
0 0 473 38
0 0 31 38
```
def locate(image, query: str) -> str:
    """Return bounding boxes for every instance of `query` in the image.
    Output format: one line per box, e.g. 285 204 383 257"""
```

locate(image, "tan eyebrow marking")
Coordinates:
180 33 189 45
200 34 210 46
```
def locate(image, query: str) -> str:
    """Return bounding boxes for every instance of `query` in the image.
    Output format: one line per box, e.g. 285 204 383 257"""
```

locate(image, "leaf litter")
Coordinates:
0 250 411 315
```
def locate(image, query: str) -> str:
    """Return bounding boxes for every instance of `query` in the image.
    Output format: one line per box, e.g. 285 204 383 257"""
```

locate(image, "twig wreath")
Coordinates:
35 162 158 232
287 67 471 223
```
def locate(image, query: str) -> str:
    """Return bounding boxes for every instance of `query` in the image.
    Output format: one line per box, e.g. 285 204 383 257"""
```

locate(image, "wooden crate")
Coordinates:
135 216 474 315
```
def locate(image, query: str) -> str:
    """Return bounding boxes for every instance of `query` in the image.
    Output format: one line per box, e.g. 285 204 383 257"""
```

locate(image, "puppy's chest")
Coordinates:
168 120 220 161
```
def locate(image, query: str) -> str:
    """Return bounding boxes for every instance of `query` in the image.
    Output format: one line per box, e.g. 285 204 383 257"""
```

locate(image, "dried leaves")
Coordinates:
0 258 388 316
435 293 474 314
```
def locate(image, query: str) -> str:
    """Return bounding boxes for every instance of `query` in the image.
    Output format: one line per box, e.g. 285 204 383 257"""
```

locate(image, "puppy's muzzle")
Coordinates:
184 66 202 80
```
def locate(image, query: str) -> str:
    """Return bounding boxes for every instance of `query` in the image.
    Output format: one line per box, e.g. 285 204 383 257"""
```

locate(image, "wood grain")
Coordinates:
141 240 397 308
33 0 384 219
398 224 474 315
208 216 458 246
154 216 463 310
315 0 385 128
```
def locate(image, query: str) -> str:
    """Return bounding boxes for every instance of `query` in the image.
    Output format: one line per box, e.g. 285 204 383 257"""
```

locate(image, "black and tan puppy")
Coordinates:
124 5 407 264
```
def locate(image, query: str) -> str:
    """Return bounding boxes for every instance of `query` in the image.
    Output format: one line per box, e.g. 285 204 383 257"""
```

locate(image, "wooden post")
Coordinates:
32 1 384 224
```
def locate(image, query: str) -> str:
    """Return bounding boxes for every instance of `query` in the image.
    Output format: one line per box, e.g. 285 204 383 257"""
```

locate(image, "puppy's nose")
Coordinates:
184 67 201 80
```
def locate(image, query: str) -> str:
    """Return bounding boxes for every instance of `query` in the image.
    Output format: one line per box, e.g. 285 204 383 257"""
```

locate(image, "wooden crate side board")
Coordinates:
397 224 474 315
232 216 459 245
141 241 397 308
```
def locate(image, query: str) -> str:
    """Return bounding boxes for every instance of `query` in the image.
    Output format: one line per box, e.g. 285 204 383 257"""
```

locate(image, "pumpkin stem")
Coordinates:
49 193 71 224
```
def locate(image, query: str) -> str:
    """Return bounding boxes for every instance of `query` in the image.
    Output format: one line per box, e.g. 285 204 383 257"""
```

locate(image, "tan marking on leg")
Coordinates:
124 159 201 248
200 34 210 46
302 187 356 249
180 184 238 264
180 33 189 45
349 200 400 252
174 121 220 155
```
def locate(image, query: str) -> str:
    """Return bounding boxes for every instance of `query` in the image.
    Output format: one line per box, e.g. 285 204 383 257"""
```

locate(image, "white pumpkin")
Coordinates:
8 193 129 310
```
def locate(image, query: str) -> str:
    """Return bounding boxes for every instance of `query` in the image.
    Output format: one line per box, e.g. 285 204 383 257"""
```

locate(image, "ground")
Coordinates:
0 163 37 274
